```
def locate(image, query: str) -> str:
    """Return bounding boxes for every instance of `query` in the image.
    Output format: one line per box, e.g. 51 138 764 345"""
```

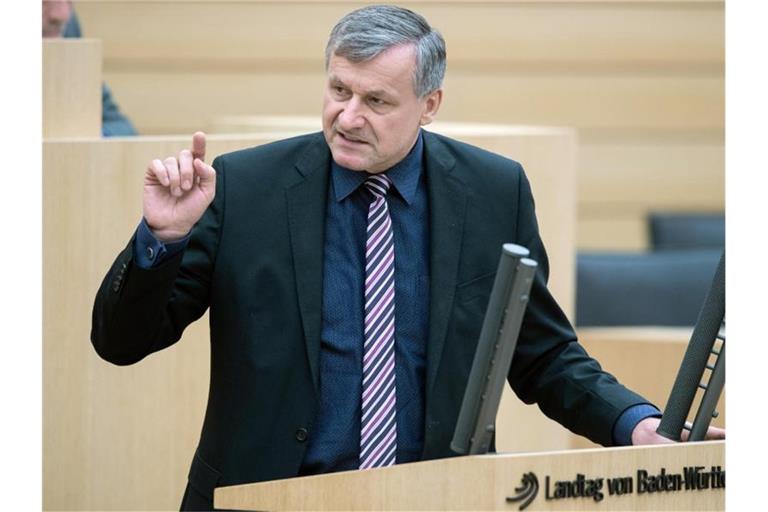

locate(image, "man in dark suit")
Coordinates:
91 5 721 510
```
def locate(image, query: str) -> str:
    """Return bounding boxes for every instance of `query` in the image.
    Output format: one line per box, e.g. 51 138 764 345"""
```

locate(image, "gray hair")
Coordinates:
325 5 446 98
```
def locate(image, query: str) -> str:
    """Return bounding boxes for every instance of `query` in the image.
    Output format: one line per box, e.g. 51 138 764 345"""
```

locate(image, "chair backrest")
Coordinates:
576 249 722 326
649 212 724 251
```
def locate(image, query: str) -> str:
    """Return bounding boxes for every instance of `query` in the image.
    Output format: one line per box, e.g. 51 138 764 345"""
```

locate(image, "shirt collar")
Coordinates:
331 129 423 205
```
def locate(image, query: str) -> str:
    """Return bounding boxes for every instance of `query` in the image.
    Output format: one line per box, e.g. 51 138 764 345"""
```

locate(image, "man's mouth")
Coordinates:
337 131 368 145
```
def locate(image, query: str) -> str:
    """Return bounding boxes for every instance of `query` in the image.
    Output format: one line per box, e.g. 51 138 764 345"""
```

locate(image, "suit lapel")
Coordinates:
285 134 331 394
423 131 468 397
284 131 468 398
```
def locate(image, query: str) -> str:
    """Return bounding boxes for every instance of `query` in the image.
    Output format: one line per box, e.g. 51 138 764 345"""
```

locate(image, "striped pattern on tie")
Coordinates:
359 174 397 469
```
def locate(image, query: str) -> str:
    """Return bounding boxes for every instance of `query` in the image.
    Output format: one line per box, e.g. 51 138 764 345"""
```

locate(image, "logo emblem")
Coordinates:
506 472 539 511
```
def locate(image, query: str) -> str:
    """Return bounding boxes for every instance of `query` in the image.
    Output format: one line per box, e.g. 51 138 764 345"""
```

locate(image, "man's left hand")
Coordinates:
631 417 725 445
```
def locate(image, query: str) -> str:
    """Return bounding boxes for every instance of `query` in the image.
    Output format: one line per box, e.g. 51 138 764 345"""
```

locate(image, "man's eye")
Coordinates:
370 97 385 106
333 86 346 95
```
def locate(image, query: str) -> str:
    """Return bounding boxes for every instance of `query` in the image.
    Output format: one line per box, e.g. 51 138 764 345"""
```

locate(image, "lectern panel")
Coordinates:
215 441 725 511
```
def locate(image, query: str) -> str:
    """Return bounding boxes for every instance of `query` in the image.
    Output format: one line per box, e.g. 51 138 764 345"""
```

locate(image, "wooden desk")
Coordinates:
216 441 725 511
574 327 725 448
43 39 102 138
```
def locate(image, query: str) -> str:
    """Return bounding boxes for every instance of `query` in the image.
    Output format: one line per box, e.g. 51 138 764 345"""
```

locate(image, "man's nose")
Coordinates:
336 97 366 130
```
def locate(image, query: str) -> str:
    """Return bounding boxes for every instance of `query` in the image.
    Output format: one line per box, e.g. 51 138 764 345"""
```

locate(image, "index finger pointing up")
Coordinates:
192 131 207 161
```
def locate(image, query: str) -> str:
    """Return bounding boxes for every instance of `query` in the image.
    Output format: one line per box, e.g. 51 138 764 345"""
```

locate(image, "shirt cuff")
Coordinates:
612 404 662 446
133 218 191 269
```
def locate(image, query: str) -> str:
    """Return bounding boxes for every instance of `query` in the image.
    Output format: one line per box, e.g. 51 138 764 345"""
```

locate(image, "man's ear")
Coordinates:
419 89 443 126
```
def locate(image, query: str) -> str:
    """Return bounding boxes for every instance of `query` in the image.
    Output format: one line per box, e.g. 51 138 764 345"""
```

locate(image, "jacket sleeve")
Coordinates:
507 169 654 446
90 156 225 365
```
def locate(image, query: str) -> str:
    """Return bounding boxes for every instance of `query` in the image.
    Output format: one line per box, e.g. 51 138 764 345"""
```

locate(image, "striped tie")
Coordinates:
359 174 397 469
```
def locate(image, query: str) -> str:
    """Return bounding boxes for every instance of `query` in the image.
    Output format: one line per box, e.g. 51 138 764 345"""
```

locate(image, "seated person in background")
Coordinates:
42 0 138 137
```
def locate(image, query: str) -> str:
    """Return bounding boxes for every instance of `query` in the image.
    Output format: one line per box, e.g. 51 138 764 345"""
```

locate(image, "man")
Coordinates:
42 0 138 136
91 5 722 510
42 0 71 37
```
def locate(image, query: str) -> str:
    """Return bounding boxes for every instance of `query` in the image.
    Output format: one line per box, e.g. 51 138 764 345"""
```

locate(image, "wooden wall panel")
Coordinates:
76 1 724 65
43 39 102 138
74 0 724 137
99 71 328 135
578 138 724 248
579 140 725 207
573 327 725 449
100 71 723 135
577 215 649 251
72 0 725 250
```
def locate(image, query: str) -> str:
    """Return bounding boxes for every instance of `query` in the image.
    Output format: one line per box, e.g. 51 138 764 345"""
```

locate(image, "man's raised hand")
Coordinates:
143 132 216 242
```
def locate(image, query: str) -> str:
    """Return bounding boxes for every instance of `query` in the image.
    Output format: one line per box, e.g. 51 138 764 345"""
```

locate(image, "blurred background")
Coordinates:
43 0 724 510
76 0 724 249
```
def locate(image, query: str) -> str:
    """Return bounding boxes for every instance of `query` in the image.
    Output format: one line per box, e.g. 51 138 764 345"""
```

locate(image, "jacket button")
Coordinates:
295 428 308 442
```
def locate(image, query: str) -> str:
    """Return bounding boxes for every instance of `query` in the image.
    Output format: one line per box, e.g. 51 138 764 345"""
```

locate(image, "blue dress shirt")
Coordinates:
299 131 429 474
132 130 659 458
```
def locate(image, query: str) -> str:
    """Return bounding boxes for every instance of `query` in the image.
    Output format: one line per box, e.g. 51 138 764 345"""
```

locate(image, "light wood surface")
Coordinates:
43 39 101 138
215 441 725 511
74 0 725 249
43 127 577 510
578 137 724 249
42 134 290 511
77 1 724 69
573 327 725 449
96 72 722 135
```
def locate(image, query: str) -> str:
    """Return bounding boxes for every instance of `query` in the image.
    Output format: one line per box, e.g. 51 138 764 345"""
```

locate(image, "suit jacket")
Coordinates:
92 131 648 510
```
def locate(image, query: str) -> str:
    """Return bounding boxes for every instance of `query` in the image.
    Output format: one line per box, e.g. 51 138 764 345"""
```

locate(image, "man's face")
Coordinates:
42 0 73 38
322 45 442 173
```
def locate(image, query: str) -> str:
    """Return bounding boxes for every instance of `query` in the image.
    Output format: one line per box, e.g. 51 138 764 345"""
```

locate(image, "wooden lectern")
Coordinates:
215 441 724 511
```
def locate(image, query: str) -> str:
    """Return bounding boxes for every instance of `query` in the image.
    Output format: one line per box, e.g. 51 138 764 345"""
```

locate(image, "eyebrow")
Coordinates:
328 76 393 99
366 89 391 99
